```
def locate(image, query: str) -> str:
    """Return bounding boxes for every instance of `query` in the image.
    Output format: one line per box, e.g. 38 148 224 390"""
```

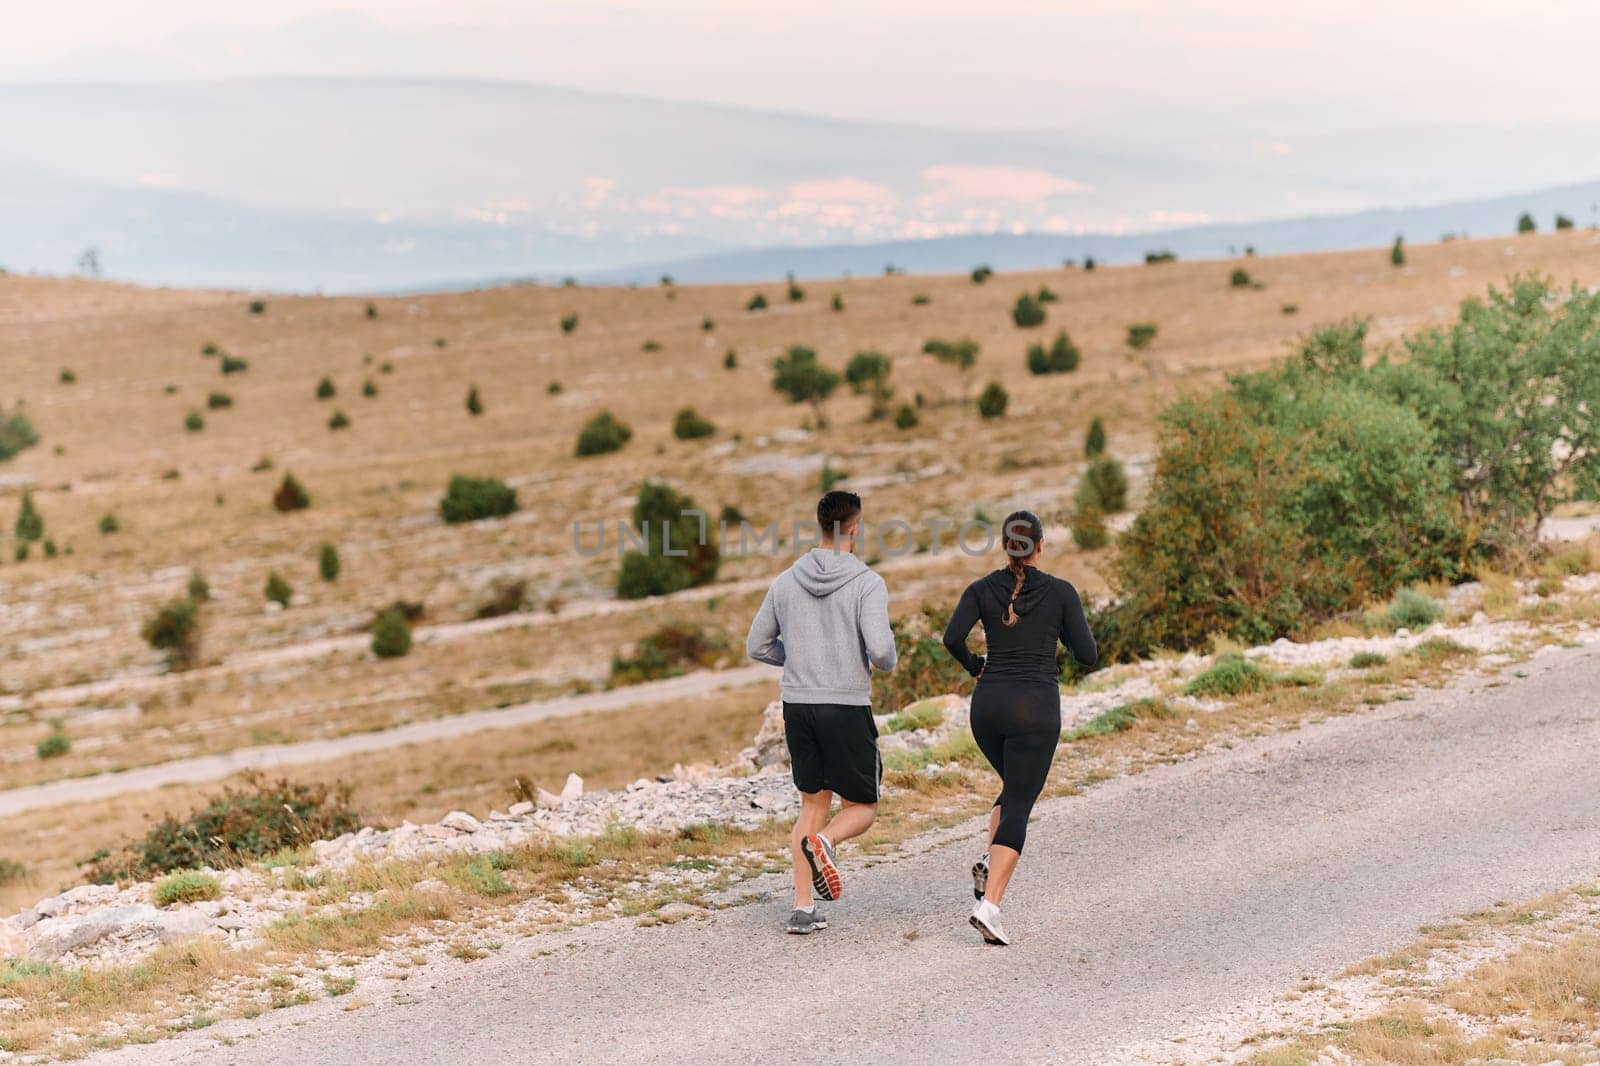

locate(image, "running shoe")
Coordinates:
969 900 1010 946
971 853 989 902
786 908 827 935
801 834 842 901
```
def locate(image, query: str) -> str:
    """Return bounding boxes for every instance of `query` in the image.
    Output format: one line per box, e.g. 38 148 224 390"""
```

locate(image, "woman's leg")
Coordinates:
983 727 1059 905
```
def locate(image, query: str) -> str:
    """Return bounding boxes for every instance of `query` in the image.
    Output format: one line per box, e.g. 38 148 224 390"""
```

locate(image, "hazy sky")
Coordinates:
8 1 1600 133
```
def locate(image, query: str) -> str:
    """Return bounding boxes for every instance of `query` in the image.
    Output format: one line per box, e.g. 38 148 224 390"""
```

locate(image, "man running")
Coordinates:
746 490 897 934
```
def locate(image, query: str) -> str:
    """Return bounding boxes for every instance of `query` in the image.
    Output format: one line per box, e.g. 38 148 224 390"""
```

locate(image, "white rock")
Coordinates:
439 811 482 834
561 773 584 802
508 801 534 816
535 787 565 809
412 879 450 895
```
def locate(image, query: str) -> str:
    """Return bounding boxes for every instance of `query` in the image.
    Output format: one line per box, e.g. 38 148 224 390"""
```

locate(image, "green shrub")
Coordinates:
88 774 359 881
98 512 120 534
0 858 25 887
1026 331 1079 375
871 610 973 712
1036 285 1059 304
1281 304 1299 315
886 700 946 733
1085 416 1107 457
1083 256 1096 271
143 598 201 668
786 276 805 302
264 571 292 607
1126 322 1158 349
1384 587 1442 630
36 729 70 760
202 343 220 357
0 404 41 462
615 481 720 599
700 316 715 332
844 350 893 394
546 380 562 394
1063 698 1174 741
1075 457 1128 514
187 570 210 601
1230 267 1253 288
318 542 340 581
771 346 842 427
220 355 248 374
327 410 350 430
466 386 483 416
1555 213 1575 231
153 870 221 907
641 339 662 352
1145 250 1176 264
820 458 849 493
371 608 413 658
362 379 378 397
184 409 204 432
365 302 378 319
207 392 233 409
672 407 716 440
440 475 518 523
248 300 266 314
923 336 980 394
559 313 578 334
1517 212 1536 234
1070 508 1109 550
723 349 738 370
315 376 336 400
14 541 27 562
14 489 43 542
1391 236 1406 266
59 368 76 384
746 293 768 311
970 265 993 284
1011 292 1046 328
273 473 310 512
42 538 56 557
1349 650 1387 669
575 410 633 456
977 381 1009 419
1184 655 1272 697
893 404 919 430
609 623 730 685
912 293 931 306
831 294 844 312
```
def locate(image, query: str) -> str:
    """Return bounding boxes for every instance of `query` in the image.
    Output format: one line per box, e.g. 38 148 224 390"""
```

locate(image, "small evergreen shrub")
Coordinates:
273 473 310 512
1183 655 1272 697
672 407 716 440
1517 212 1536 234
1026 331 1079 374
0 404 41 461
1391 236 1406 266
1384 587 1443 630
14 489 43 542
143 598 201 669
1011 292 1046 328
36 730 70 760
187 570 210 601
365 302 378 319
1145 250 1177 264
362 379 378 397
318 542 340 581
641 339 662 352
723 350 737 369
912 293 931 306
575 410 633 456
154 871 221 906
440 475 518 523
59 368 76 384
327 410 350 430
746 293 768 311
1555 213 1575 231
371 608 413 658
1085 417 1107 457
894 404 919 430
1349 650 1387 669
1036 285 1059 304
1070 508 1109 550
1083 256 1097 271
99 512 120 534
466 386 483 416
264 571 292 607
1075 457 1129 514
971 265 993 284
546 380 562 394
315 376 336 400
1230 267 1253 288
615 482 720 600
206 392 233 409
560 313 579 334
701 317 715 332
609 623 730 686
220 355 248 374
787 276 805 302
379 361 394 374
1281 304 1299 315
183 408 205 432
1126 322 1158 349
977 381 1009 419
831 294 844 312
248 300 266 314
202 343 220 357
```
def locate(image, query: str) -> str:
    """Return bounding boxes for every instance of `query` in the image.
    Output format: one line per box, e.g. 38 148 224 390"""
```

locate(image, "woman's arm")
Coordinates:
942 583 986 677
1059 581 1098 668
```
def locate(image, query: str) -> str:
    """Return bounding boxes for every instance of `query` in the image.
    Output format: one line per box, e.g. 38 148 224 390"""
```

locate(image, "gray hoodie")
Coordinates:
746 548 897 705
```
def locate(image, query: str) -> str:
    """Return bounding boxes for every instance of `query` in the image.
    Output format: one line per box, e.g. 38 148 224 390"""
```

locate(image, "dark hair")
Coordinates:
817 490 862 538
1000 510 1044 627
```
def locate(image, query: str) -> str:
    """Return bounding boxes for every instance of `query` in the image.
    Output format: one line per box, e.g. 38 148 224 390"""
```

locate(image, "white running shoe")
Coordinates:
971 853 989 902
970 899 1010 946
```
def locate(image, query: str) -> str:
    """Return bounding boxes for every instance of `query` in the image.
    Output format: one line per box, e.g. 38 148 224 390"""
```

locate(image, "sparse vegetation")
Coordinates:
922 336 980 395
152 870 221 907
1085 417 1107 457
318 542 341 581
315 376 336 400
1184 654 1273 697
1011 292 1046 328
59 368 76 384
672 407 716 440
36 728 70 760
143 598 201 669
1383 587 1443 631
1126 322 1158 349
440 475 518 524
273 473 311 512
575 410 634 457
1145 250 1176 264
771 346 841 427
1026 330 1079 374
0 403 40 461
609 623 730 685
264 570 292 608
98 511 120 534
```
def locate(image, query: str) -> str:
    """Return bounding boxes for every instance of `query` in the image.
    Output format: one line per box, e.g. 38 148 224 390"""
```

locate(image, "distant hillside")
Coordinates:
583 180 1600 285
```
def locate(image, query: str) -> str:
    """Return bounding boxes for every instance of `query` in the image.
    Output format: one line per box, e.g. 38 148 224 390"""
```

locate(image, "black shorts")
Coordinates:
783 701 881 804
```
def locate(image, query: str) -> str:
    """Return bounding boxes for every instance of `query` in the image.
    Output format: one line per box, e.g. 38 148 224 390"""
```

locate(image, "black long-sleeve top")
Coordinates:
943 566 1097 685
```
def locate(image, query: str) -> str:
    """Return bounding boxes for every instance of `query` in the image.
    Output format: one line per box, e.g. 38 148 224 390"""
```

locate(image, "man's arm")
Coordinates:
859 574 898 672
746 585 786 666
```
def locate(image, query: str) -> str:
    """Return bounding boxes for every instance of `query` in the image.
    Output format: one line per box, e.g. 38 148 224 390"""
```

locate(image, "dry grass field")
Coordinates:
3 229 1600 904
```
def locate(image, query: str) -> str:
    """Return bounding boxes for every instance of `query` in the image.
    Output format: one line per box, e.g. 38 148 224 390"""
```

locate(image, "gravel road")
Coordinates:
91 645 1600 1066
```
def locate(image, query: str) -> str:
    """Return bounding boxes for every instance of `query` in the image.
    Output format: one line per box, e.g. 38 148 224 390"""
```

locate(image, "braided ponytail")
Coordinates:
999 510 1044 628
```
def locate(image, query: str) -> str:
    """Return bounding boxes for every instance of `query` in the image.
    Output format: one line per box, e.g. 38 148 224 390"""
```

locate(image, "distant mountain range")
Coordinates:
1 78 1597 292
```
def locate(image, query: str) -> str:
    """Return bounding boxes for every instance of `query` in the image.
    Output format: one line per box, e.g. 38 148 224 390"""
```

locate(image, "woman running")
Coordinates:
943 510 1096 944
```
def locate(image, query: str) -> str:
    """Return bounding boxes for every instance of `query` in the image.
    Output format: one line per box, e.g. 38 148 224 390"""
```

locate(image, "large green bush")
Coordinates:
1075 457 1129 514
672 407 716 440
1011 292 1046 328
575 410 633 456
871 610 974 713
977 381 1009 419
616 481 720 600
14 489 43 543
143 599 201 669
371 608 413 658
440 475 518 523
0 405 40 462
1026 331 1079 374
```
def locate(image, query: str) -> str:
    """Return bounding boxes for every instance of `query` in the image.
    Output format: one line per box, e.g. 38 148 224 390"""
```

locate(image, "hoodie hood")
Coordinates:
982 566 1050 618
791 548 872 598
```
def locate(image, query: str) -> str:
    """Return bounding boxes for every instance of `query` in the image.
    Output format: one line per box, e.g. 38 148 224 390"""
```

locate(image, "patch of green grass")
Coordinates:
321 975 356 997
1384 587 1444 630
1064 698 1176 741
1348 650 1388 669
885 700 946 734
552 841 595 868
152 870 221 907
1184 655 1273 697
445 857 513 897
1407 637 1472 663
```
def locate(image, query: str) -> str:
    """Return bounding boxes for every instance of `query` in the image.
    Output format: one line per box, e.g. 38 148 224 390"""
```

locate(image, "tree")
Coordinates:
1085 417 1107 458
1011 293 1046 328
1391 236 1406 267
771 346 841 427
1027 331 1079 375
894 404 919 430
971 265 993 284
922 337 980 396
977 382 1009 419
1230 268 1254 288
14 489 43 543
786 274 805 302
747 293 769 311
1555 213 1575 231
1517 212 1537 234
844 350 894 417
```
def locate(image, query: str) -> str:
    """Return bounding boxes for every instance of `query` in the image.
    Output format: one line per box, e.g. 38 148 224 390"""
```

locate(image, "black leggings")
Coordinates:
970 681 1061 854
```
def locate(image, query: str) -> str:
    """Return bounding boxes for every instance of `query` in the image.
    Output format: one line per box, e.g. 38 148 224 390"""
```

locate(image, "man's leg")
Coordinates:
821 798 876 846
791 790 833 908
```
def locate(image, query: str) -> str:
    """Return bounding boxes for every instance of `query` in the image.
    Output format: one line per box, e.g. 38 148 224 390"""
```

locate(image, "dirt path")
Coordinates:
89 644 1600 1065
0 664 777 819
